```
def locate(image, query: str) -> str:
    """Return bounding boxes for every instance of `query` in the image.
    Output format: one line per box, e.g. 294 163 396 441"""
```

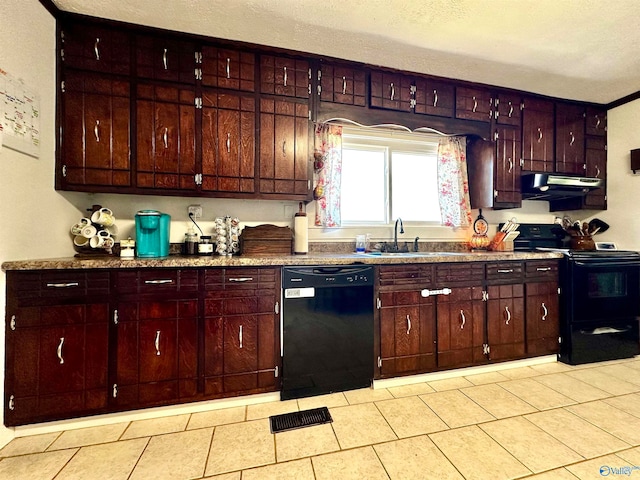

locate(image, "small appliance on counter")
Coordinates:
135 210 170 258
120 238 135 259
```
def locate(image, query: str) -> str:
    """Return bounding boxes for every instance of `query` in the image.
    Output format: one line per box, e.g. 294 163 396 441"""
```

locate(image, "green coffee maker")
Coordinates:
135 210 171 257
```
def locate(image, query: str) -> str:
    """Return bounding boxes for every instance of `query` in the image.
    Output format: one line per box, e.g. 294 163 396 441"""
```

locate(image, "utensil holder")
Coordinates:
570 235 596 251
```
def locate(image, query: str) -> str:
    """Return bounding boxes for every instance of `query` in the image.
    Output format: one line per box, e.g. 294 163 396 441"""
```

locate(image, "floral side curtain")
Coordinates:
437 136 472 228
313 124 343 227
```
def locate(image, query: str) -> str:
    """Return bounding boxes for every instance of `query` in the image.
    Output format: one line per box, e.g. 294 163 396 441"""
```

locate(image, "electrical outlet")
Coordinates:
188 205 203 219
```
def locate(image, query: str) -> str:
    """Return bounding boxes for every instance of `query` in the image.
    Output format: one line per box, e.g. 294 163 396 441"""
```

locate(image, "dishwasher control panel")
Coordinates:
283 266 374 288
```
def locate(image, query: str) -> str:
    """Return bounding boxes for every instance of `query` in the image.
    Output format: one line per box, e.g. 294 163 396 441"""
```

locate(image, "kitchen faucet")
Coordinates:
393 217 404 252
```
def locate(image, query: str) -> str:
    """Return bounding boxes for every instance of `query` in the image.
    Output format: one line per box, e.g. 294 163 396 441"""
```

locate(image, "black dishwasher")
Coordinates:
281 266 374 400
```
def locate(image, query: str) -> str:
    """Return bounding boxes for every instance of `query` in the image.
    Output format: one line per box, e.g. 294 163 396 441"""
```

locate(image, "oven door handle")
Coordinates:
574 261 640 268
579 326 633 335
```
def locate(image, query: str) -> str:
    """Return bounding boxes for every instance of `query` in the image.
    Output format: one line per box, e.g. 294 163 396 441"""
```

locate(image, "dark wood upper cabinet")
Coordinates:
201 46 255 92
495 93 522 126
136 35 196 84
494 126 522 207
201 90 256 194
414 78 455 117
455 87 492 122
259 98 310 197
60 71 131 188
583 136 607 209
61 22 130 75
521 97 554 172
136 84 197 191
319 63 366 106
585 107 607 136
370 71 413 112
260 55 310 98
555 103 586 174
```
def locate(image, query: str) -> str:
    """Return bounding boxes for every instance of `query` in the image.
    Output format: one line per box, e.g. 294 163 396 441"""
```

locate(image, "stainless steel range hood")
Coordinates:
521 173 604 200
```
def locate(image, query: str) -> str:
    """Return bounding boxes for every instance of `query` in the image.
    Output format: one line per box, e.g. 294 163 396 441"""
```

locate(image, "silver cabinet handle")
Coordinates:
433 89 438 107
226 57 230 78
505 306 511 325
406 314 411 335
226 133 230 153
8 395 15 411
536 267 551 272
282 140 286 156
472 96 477 113
497 269 514 273
228 277 254 282
390 82 395 101
508 158 513 173
538 127 543 142
595 165 600 178
155 330 161 356
460 310 466 330
342 76 347 95
112 384 118 398
163 127 168 149
94 120 100 142
541 303 548 321
46 282 79 288
239 325 243 348
421 288 452 297
163 48 168 70
113 309 119 325
569 131 575 146
508 101 514 117
57 337 65 364
283 66 287 87
144 279 173 284
595 115 601 129
10 315 16 331
94 37 100 60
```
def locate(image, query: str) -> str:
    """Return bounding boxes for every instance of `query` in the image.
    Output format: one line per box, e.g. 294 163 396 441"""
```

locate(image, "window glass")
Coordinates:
341 146 387 223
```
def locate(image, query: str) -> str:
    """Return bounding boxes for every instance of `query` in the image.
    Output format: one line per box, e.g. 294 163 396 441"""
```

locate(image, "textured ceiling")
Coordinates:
52 0 640 104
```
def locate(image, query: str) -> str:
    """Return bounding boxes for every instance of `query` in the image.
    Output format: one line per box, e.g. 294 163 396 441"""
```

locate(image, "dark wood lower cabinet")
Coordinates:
486 284 525 361
525 281 560 355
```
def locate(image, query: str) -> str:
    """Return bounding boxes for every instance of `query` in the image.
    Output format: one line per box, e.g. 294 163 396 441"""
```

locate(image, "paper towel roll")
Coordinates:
294 214 308 254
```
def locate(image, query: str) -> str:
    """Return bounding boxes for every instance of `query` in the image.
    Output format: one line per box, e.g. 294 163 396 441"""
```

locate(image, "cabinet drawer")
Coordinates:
485 262 524 283
435 263 484 285
379 265 435 288
204 268 278 291
115 269 198 294
7 271 110 300
525 260 559 280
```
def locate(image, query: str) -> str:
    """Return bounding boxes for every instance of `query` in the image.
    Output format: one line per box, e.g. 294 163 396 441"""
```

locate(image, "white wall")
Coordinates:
598 100 640 251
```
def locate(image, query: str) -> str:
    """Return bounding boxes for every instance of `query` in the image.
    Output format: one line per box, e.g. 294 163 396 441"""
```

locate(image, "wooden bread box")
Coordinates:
239 224 293 256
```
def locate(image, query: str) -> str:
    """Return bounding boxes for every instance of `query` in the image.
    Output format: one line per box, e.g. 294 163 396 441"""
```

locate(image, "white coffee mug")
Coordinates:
81 224 97 238
70 217 92 235
90 230 112 248
73 235 90 247
91 207 115 227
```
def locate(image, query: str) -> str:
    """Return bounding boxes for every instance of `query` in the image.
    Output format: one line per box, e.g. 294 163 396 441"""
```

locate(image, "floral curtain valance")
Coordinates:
437 136 472 228
313 124 343 227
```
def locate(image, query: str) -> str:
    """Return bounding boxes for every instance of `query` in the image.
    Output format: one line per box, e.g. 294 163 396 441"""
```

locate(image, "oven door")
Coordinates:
568 256 640 323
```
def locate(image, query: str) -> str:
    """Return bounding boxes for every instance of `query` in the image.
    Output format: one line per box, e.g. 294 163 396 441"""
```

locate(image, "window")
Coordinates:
340 127 441 225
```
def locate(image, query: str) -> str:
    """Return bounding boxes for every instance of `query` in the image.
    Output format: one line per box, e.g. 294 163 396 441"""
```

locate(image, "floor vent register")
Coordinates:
269 407 333 433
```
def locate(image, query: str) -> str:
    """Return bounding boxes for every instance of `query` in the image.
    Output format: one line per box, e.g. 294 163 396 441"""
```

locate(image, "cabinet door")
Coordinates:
319 63 366 106
5 303 109 426
370 72 413 111
526 281 559 355
583 136 607 209
136 35 196 84
260 55 310 98
115 298 198 407
201 46 255 91
201 90 256 193
61 72 131 188
455 87 492 122
136 84 197 190
494 125 522 207
203 268 279 397
436 286 485 368
496 93 521 126
486 284 525 361
62 22 130 75
379 291 436 377
522 97 554 172
585 107 607 137
555 103 585 174
414 78 455 117
259 98 309 196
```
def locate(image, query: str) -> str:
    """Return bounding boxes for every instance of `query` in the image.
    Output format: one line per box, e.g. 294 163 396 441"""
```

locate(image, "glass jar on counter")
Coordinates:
198 235 214 255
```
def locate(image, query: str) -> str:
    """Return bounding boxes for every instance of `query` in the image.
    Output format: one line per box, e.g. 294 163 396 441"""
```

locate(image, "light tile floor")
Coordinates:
2 358 640 480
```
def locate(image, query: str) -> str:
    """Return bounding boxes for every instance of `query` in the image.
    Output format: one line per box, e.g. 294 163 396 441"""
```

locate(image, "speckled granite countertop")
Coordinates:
1 251 563 271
